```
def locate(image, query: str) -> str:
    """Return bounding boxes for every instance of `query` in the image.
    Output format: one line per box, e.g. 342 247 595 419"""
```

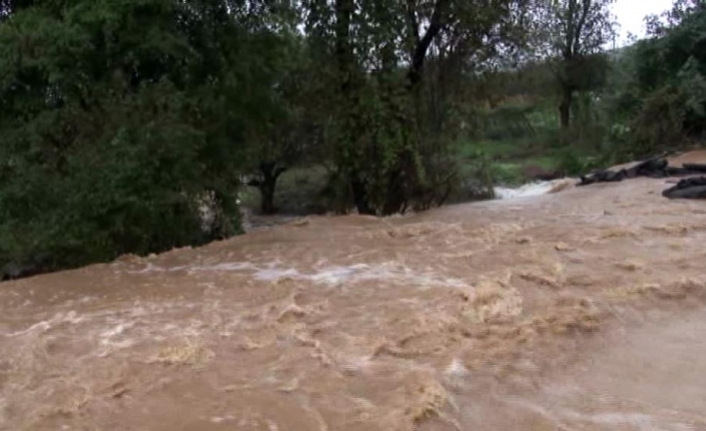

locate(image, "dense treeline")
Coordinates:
613 0 706 157
0 0 704 277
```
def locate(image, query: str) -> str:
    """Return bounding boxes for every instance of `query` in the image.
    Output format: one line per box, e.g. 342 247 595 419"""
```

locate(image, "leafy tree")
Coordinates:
538 0 616 129
243 32 322 215
610 0 706 156
0 0 277 275
304 0 531 215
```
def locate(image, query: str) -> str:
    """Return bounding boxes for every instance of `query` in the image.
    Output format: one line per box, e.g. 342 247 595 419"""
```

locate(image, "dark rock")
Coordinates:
662 176 706 199
663 185 706 199
578 169 627 186
574 154 706 200
682 163 706 173
578 155 706 187
626 157 668 178
665 166 690 176
0 253 52 281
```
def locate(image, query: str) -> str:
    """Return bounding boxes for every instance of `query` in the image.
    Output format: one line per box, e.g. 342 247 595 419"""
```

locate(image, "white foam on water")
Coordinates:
308 264 370 285
445 358 469 377
494 181 557 199
5 311 85 337
5 321 51 337
125 261 252 275
190 262 255 273
288 263 469 289
100 322 131 340
129 261 469 290
494 178 576 200
127 263 165 274
341 356 372 375
255 268 301 281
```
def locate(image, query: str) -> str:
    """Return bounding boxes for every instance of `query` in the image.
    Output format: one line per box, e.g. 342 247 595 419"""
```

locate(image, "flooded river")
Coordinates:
1 155 706 430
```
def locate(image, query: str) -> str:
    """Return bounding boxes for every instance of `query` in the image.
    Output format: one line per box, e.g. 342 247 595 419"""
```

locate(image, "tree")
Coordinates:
616 0 706 155
243 32 320 215
305 0 531 215
0 0 280 275
646 0 706 36
540 0 616 129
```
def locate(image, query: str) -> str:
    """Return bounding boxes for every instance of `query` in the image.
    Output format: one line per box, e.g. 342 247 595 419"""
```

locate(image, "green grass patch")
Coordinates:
456 132 566 186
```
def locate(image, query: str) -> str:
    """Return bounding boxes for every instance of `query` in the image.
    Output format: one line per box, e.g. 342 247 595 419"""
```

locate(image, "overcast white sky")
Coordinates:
612 0 674 43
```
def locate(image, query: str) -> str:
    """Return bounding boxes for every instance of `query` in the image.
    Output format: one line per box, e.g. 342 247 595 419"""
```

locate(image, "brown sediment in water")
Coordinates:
2 153 706 430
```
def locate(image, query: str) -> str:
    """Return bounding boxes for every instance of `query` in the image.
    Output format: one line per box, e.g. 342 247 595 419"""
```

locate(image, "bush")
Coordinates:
628 85 688 157
556 148 602 176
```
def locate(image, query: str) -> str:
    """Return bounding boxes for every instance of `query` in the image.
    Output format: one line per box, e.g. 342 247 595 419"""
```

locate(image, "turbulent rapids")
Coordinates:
2 153 706 430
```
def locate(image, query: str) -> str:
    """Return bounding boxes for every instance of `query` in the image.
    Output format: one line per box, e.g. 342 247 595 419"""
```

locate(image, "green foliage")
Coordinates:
480 104 537 141
628 85 688 156
609 1 706 158
0 0 262 274
555 148 603 176
303 0 532 215
6 0 703 279
466 151 496 200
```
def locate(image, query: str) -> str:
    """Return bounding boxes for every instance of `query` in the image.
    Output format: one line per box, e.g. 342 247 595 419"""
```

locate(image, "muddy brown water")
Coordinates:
2 156 706 430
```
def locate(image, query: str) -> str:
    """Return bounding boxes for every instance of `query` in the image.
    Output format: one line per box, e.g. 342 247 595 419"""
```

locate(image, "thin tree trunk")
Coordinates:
351 174 374 215
560 85 573 129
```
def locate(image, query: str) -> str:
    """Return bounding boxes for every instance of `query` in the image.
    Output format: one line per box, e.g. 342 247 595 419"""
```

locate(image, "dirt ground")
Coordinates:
1 152 706 430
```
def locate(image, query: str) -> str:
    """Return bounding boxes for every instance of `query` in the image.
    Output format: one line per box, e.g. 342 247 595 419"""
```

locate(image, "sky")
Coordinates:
612 0 674 44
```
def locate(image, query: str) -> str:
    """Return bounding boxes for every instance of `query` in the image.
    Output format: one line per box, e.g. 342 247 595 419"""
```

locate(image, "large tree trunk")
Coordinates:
350 174 374 215
559 85 573 129
251 162 286 215
259 180 277 215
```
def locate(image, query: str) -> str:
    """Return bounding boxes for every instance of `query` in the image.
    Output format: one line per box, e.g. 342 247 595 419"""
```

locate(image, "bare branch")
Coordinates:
408 0 449 87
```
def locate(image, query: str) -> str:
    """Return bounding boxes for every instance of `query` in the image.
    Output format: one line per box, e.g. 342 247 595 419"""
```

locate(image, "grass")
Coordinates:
456 131 566 186
456 120 612 186
455 103 568 186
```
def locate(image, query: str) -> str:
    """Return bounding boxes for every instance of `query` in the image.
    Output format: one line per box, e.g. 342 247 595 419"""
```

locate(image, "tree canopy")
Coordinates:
0 0 282 273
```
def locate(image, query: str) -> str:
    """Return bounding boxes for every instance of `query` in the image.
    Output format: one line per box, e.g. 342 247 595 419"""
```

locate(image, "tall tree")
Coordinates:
305 0 530 215
540 0 616 128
